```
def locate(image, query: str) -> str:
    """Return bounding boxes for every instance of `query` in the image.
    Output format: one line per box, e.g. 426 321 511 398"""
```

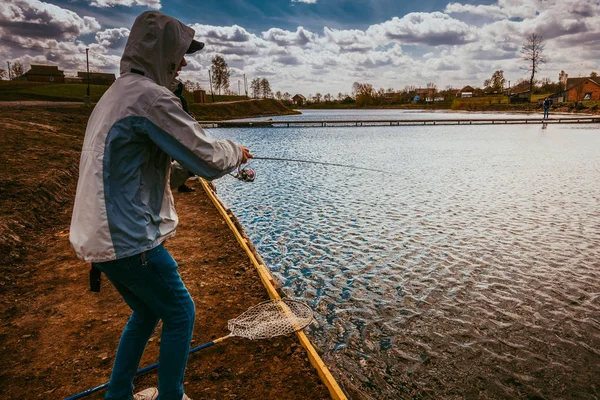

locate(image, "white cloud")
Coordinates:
323 27 375 53
89 0 161 10
0 0 100 39
262 27 316 47
291 0 317 3
191 24 254 44
445 2 505 18
366 12 476 46
95 27 130 49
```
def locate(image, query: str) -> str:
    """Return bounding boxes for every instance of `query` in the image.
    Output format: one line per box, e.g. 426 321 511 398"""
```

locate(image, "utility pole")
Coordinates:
238 80 240 95
208 69 215 102
7 61 11 80
243 74 248 97
86 48 90 97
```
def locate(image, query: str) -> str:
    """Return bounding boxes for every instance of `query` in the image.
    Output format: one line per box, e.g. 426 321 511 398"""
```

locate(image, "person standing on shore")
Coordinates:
543 97 552 119
69 10 252 400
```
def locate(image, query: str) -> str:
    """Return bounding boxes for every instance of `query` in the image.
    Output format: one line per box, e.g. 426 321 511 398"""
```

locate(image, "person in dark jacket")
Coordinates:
173 81 197 193
543 97 552 119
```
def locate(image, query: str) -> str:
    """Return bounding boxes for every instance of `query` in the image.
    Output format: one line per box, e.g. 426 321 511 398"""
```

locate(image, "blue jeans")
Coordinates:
93 245 195 400
544 107 549 118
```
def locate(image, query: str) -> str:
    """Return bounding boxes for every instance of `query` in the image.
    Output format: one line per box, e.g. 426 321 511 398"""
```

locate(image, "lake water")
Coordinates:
208 109 600 399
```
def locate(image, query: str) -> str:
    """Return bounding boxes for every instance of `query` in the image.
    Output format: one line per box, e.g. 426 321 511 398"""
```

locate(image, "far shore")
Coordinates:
1 100 599 121
292 103 600 116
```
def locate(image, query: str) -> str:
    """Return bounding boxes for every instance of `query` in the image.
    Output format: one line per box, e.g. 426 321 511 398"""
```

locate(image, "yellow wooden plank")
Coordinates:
199 179 347 400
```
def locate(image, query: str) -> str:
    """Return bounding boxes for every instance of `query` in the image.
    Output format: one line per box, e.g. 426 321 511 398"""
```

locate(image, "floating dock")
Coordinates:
200 116 600 128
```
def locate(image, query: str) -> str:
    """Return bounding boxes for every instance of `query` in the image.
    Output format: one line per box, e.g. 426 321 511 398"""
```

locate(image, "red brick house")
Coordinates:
16 65 65 83
565 77 600 101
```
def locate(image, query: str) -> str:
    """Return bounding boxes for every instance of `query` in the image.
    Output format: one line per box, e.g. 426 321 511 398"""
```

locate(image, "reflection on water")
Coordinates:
210 110 600 399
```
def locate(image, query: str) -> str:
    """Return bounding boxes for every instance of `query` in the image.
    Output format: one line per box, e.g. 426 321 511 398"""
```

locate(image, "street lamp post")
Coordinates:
84 48 91 105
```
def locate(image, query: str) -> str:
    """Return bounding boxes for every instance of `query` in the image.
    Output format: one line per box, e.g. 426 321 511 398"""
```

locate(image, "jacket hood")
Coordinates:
120 11 195 88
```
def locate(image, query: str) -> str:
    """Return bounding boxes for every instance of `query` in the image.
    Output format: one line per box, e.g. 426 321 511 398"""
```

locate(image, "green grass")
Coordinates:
0 81 252 104
531 93 553 102
0 81 109 102
452 95 508 108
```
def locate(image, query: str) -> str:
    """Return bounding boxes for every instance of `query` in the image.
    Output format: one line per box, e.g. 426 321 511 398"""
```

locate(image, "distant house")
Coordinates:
15 65 65 83
509 90 530 104
77 71 116 86
548 91 567 104
292 94 306 106
456 86 475 98
564 77 600 101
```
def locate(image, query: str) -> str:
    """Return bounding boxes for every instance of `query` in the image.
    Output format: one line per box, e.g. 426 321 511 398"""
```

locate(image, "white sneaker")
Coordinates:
133 387 159 400
182 394 192 400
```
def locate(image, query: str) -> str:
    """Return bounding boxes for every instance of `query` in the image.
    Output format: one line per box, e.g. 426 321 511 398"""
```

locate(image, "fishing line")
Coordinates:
229 156 390 182
253 156 389 174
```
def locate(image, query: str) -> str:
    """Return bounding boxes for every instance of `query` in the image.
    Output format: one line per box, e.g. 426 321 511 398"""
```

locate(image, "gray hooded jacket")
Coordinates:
70 11 242 262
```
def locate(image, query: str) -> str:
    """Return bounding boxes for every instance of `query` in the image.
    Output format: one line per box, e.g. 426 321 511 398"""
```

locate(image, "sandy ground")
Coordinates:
0 105 331 399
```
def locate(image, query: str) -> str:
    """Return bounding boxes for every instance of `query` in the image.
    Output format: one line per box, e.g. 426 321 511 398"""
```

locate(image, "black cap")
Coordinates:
186 39 205 54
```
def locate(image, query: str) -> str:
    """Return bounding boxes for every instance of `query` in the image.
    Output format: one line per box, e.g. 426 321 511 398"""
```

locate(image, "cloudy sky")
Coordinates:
1 0 599 96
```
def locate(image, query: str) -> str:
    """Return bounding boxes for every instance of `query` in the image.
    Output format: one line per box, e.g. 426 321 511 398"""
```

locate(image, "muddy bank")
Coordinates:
0 105 331 399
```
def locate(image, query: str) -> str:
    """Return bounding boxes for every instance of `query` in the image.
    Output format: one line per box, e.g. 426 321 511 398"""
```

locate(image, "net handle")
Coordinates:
66 300 312 399
64 334 232 400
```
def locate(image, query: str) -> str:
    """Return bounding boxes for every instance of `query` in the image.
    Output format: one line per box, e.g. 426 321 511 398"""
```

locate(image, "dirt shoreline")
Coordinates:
0 106 331 399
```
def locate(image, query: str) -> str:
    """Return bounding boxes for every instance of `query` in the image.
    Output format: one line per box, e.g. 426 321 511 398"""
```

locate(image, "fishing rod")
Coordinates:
230 156 389 182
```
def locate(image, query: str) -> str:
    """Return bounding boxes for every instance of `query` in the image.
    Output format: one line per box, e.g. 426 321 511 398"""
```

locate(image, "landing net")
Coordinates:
227 299 314 340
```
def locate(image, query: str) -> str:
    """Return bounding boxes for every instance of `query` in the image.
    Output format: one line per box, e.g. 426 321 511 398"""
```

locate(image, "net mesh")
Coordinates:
227 299 314 340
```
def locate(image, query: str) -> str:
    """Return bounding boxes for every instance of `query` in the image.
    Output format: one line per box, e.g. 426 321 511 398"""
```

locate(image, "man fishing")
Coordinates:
70 10 252 400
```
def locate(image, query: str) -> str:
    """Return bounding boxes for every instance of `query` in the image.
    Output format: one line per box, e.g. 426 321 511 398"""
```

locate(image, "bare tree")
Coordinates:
0 69 6 80
275 90 282 100
352 82 374 97
521 33 546 102
591 71 598 78
11 61 24 78
260 78 271 98
485 70 505 92
183 80 202 92
282 92 291 101
211 55 230 95
426 82 437 97
250 78 260 98
558 70 568 91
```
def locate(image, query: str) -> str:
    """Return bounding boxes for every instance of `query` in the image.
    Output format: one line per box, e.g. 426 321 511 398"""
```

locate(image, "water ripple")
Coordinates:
211 110 600 399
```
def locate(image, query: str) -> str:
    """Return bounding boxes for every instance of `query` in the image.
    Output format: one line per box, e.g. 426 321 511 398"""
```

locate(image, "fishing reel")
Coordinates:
231 166 256 182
